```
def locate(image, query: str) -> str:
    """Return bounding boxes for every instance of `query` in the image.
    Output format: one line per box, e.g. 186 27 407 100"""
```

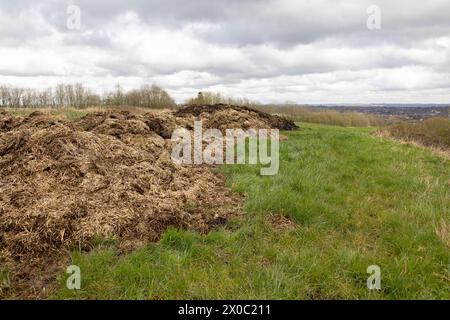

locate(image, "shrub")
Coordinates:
255 106 387 127
383 117 450 149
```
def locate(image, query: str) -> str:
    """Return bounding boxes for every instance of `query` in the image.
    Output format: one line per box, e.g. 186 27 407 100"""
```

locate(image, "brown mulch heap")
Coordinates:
174 104 298 131
0 105 296 296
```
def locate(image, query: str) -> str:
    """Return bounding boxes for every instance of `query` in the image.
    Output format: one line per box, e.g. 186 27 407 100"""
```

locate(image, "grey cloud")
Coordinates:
30 1 450 46
3 0 449 47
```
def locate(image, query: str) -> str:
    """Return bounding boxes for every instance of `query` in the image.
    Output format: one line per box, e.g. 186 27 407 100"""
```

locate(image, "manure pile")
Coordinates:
174 104 298 132
0 105 296 296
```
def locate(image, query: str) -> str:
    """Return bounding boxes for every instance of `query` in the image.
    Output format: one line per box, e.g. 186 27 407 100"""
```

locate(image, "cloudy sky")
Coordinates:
1 0 450 103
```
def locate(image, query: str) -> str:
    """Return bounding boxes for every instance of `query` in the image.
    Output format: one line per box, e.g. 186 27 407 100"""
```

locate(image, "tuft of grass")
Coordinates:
0 268 10 291
52 123 449 299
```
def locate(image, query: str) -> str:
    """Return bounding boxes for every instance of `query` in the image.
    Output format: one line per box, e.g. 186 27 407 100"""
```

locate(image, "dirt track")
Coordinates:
0 105 297 296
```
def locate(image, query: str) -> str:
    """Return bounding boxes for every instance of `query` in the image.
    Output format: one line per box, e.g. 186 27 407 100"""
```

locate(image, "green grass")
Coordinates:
53 123 450 299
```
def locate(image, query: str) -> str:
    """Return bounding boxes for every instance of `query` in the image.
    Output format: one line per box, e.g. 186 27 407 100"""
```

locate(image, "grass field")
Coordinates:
50 123 449 299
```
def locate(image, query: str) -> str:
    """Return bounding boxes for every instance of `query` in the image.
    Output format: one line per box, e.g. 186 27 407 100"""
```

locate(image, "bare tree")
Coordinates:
0 83 175 109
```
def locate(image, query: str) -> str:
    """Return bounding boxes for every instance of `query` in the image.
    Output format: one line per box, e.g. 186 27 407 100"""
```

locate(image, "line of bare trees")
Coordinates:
104 84 176 108
186 91 260 107
0 83 176 109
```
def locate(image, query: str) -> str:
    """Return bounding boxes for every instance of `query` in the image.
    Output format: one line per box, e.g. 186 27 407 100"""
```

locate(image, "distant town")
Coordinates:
301 104 450 120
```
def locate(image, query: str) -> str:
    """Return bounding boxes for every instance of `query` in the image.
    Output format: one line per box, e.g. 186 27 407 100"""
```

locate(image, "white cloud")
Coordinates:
0 0 449 103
